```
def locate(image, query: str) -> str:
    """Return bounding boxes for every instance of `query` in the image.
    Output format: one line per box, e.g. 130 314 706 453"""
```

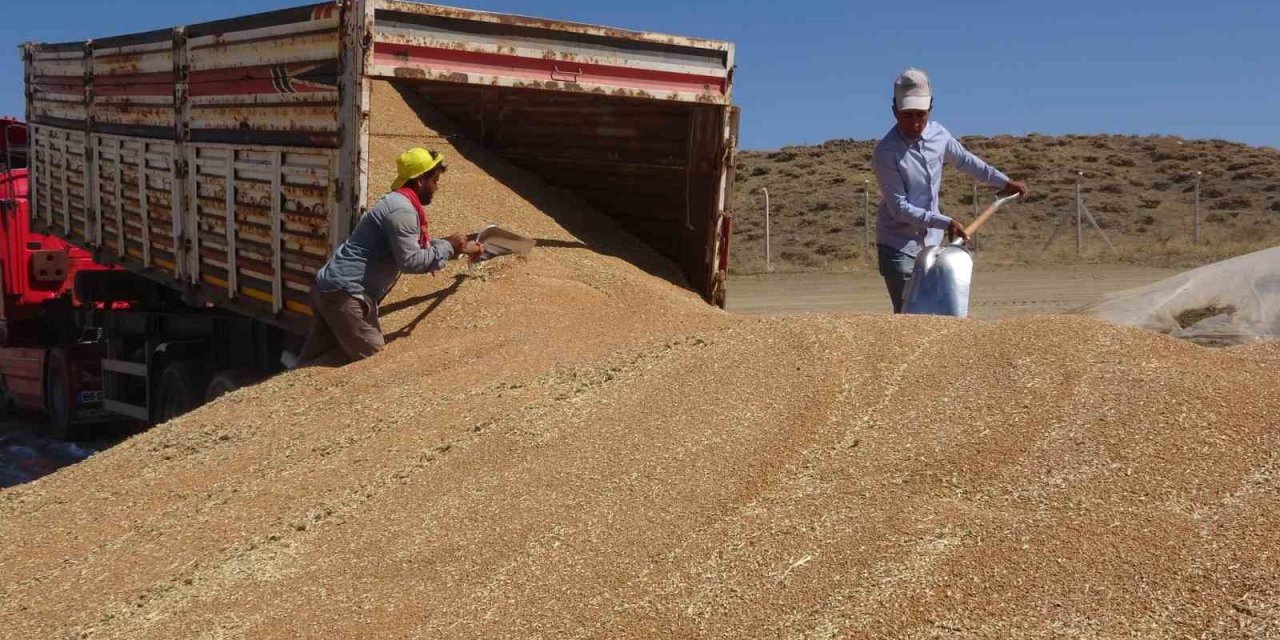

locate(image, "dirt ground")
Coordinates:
727 264 1179 318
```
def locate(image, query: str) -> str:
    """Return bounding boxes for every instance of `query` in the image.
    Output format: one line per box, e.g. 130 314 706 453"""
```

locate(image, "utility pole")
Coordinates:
1194 171 1202 245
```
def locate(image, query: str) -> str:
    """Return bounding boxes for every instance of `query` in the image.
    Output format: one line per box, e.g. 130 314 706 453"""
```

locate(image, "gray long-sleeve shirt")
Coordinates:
314 191 454 304
872 121 1009 257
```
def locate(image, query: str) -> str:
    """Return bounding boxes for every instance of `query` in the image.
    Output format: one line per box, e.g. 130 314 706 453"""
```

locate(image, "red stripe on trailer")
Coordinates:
32 75 85 91
189 63 337 97
94 72 176 98
311 4 336 21
372 42 726 97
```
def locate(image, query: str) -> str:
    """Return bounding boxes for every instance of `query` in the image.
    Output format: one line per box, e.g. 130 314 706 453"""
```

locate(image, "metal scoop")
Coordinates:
901 193 1020 318
472 225 535 262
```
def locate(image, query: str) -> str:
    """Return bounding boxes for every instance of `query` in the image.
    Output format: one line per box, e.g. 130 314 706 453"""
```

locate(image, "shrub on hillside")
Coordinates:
780 248 822 267
1152 149 1192 162
1106 154 1137 167
1091 200 1126 214
1213 195 1252 210
1226 161 1261 171
1233 170 1271 181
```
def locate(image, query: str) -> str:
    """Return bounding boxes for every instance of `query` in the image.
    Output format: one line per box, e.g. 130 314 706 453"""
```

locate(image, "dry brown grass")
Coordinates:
732 134 1280 273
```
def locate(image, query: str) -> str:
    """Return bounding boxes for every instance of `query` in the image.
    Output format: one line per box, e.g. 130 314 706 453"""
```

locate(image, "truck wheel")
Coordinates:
156 361 212 423
44 350 72 439
205 369 261 403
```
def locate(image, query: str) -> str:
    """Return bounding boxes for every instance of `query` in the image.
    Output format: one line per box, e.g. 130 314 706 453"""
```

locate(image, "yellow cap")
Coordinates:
390 148 446 190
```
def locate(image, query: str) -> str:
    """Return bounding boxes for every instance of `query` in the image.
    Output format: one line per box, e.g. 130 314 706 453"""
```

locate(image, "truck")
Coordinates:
20 0 739 431
0 117 126 436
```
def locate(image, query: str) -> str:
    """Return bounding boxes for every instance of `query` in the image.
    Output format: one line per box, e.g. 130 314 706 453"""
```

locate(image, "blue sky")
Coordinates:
2 0 1275 151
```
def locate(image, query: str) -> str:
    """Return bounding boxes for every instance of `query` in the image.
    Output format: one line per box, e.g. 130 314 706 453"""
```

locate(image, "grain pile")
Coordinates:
1 82 1278 639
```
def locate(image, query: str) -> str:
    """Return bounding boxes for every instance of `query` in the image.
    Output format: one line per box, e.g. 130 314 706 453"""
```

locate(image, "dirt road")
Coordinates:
727 264 1180 318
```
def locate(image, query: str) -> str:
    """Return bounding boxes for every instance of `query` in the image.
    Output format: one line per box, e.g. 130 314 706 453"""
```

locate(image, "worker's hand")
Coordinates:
946 218 968 243
998 179 1028 199
445 233 468 255
460 240 484 257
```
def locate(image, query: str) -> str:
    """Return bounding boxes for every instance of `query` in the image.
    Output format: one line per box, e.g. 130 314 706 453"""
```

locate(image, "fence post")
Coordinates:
1076 172 1084 255
863 180 871 260
971 181 979 252
762 187 773 272
1194 171 1202 246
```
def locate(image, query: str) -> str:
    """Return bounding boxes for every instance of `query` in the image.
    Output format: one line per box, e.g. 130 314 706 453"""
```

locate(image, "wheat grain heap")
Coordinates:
1 82 1278 639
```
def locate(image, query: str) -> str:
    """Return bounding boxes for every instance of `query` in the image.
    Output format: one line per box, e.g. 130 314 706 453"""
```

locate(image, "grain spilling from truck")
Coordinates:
17 0 736 425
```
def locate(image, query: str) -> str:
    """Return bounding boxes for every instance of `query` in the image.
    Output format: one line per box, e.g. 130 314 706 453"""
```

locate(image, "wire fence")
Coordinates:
738 168 1260 273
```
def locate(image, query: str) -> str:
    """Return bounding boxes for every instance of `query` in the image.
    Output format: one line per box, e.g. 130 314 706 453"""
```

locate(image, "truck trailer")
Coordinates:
20 1 738 430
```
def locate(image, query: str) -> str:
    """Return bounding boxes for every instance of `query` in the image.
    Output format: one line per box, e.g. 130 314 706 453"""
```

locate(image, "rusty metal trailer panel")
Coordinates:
24 1 737 333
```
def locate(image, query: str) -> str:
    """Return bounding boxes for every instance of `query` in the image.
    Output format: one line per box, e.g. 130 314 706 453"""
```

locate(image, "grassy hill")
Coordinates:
730 133 1280 273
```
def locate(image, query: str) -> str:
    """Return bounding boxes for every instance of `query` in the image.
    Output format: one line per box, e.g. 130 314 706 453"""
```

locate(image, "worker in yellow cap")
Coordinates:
299 148 483 367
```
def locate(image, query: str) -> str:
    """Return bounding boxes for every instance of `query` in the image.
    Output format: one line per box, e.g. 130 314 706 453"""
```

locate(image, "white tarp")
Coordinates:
1083 246 1280 346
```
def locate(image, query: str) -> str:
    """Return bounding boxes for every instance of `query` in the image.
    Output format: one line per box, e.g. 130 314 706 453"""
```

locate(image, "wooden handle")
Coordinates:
963 194 1020 238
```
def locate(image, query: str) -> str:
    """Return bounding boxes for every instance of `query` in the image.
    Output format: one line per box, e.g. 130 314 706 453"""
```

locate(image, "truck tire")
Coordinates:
156 361 212 423
44 349 72 439
205 369 261 403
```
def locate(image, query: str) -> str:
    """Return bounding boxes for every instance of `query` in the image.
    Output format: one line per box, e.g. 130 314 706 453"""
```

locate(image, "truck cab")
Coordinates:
0 118 117 435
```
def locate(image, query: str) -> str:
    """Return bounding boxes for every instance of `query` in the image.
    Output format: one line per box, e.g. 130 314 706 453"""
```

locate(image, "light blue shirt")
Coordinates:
872 121 1009 256
315 191 455 305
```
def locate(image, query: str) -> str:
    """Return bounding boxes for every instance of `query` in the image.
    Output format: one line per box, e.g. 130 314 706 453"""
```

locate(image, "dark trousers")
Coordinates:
877 244 916 314
298 286 385 367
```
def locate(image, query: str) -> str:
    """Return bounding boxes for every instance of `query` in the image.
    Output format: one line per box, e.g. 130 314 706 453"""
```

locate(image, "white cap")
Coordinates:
894 68 932 111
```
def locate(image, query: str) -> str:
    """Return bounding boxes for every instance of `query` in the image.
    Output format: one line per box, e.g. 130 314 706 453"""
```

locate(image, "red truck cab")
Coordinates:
0 117 116 435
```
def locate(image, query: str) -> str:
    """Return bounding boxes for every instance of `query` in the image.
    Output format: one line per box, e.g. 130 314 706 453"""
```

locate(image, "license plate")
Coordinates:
78 390 105 403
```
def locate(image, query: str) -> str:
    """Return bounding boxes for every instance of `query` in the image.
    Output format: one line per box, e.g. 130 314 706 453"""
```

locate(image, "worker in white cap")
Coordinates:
872 67 1028 313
